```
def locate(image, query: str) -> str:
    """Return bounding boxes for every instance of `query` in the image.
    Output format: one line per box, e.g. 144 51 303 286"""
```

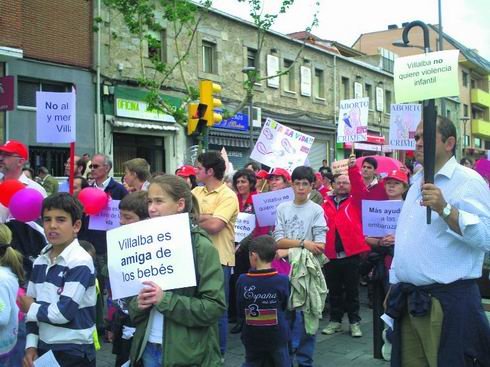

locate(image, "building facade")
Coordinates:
0 0 96 176
353 23 490 161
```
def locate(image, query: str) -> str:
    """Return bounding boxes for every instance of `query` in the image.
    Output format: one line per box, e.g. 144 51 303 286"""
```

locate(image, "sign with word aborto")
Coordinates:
252 187 294 227
337 98 369 143
394 50 459 103
234 213 256 242
361 200 403 237
89 200 121 231
107 213 196 300
250 118 315 173
36 91 76 143
389 104 422 150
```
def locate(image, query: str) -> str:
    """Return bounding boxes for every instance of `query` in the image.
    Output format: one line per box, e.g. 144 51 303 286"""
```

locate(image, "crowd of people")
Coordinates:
0 114 489 367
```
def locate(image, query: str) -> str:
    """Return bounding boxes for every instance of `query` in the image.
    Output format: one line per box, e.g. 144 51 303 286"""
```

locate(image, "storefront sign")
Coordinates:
214 112 249 131
0 76 14 111
394 50 459 103
115 98 175 122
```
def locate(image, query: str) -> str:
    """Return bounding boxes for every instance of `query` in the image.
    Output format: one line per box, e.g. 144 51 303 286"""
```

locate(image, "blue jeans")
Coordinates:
142 342 163 367
242 344 290 367
291 311 316 367
219 265 231 355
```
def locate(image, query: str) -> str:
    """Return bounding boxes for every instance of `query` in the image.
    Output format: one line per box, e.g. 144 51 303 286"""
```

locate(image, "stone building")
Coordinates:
98 4 395 173
0 0 95 175
353 23 490 161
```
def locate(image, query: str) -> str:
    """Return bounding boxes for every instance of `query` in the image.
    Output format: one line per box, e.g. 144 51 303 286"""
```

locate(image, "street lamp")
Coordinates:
460 116 471 150
397 20 436 224
242 66 256 154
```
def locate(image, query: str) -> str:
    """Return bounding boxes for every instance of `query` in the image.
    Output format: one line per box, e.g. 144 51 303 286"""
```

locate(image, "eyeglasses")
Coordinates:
89 164 101 169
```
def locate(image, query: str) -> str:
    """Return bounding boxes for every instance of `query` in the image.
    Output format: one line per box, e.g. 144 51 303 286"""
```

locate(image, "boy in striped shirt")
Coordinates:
236 235 290 367
18 193 96 366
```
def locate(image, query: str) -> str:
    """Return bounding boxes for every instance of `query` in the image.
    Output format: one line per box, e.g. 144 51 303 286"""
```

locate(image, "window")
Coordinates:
471 79 476 89
464 135 470 147
463 104 469 117
474 137 481 148
462 71 468 87
283 59 295 92
247 48 257 69
446 109 451 120
18 78 71 107
379 48 396 73
148 30 166 62
314 68 324 99
365 84 373 109
341 77 350 99
202 41 216 74
385 90 392 113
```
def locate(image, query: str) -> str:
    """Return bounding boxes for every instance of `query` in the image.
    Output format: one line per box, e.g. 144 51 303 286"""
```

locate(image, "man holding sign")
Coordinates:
387 117 490 366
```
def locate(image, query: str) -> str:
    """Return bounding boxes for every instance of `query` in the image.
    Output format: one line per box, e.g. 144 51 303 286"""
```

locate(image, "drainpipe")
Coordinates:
332 55 337 162
95 0 102 154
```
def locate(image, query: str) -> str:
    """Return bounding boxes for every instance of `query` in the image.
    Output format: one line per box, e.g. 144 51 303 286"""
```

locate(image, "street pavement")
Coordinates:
96 287 388 366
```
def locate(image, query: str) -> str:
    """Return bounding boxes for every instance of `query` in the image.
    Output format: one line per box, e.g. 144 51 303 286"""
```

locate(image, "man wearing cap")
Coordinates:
0 140 47 222
387 117 490 366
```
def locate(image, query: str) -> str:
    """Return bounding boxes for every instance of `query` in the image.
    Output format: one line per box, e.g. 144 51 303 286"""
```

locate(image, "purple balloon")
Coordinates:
9 188 44 222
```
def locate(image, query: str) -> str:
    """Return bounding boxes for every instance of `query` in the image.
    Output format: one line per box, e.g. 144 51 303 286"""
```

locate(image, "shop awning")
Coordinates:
110 119 179 131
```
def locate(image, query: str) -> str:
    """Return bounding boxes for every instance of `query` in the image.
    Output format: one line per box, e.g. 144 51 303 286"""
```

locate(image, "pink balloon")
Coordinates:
78 187 109 215
9 188 44 222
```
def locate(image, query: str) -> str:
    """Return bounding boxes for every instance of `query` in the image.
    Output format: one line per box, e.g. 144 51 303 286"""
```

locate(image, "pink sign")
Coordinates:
0 76 14 111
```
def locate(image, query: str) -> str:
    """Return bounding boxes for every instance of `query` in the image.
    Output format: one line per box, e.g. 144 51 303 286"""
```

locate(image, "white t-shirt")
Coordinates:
148 308 164 344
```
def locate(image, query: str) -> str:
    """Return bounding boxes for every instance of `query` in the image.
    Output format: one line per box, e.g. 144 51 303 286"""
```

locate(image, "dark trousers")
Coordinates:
324 255 361 324
243 344 290 367
38 349 96 367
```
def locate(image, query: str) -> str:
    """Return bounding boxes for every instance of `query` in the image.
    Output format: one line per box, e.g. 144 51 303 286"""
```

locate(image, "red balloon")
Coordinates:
77 187 109 215
0 179 26 207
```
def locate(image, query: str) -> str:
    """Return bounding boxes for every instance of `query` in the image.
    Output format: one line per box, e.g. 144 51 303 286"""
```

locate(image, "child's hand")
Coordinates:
137 281 164 309
17 295 34 314
23 347 37 367
276 249 289 259
304 240 324 255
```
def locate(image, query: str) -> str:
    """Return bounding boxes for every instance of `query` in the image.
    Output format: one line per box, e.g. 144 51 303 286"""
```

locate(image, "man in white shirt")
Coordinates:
388 116 490 366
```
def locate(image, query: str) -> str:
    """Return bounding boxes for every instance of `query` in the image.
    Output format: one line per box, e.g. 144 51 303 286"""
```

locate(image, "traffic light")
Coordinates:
187 102 207 135
199 80 222 126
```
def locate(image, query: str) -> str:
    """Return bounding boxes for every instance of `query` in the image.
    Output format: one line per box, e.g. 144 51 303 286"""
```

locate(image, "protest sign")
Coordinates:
337 98 369 143
331 159 349 175
235 213 256 242
36 91 76 143
252 187 294 227
89 200 120 231
362 200 403 237
389 104 422 150
250 118 314 173
394 50 459 103
107 213 196 300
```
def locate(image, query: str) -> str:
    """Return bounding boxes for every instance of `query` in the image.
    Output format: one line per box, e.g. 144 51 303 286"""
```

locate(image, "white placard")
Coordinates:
252 187 294 227
250 118 315 173
331 159 349 175
361 200 403 237
107 213 196 300
300 66 312 97
389 104 422 150
394 50 460 103
376 87 384 112
89 200 121 231
267 55 279 88
34 350 61 367
36 91 76 143
337 97 369 143
234 213 256 242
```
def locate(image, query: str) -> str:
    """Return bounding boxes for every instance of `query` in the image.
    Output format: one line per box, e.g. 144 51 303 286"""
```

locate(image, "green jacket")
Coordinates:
129 226 226 367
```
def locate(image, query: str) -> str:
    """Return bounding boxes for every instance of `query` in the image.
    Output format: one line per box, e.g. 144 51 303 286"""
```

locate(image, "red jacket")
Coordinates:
348 166 388 201
322 192 370 259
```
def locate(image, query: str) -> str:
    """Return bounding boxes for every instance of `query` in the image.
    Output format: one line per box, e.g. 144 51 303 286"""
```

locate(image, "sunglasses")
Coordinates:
89 164 102 169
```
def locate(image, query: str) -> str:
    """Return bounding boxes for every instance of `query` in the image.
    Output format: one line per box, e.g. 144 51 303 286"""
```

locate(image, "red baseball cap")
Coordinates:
315 172 323 182
176 165 196 177
256 169 268 179
385 169 408 184
0 140 28 160
267 168 291 182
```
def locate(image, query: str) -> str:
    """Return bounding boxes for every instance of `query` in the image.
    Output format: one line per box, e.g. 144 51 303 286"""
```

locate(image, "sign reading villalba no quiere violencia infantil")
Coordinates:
394 50 460 103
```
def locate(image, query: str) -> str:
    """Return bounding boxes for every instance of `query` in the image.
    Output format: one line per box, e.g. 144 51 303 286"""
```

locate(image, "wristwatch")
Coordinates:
299 240 305 249
441 203 452 219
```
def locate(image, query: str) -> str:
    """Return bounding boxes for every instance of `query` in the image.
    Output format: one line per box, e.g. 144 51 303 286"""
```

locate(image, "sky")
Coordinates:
211 0 490 61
